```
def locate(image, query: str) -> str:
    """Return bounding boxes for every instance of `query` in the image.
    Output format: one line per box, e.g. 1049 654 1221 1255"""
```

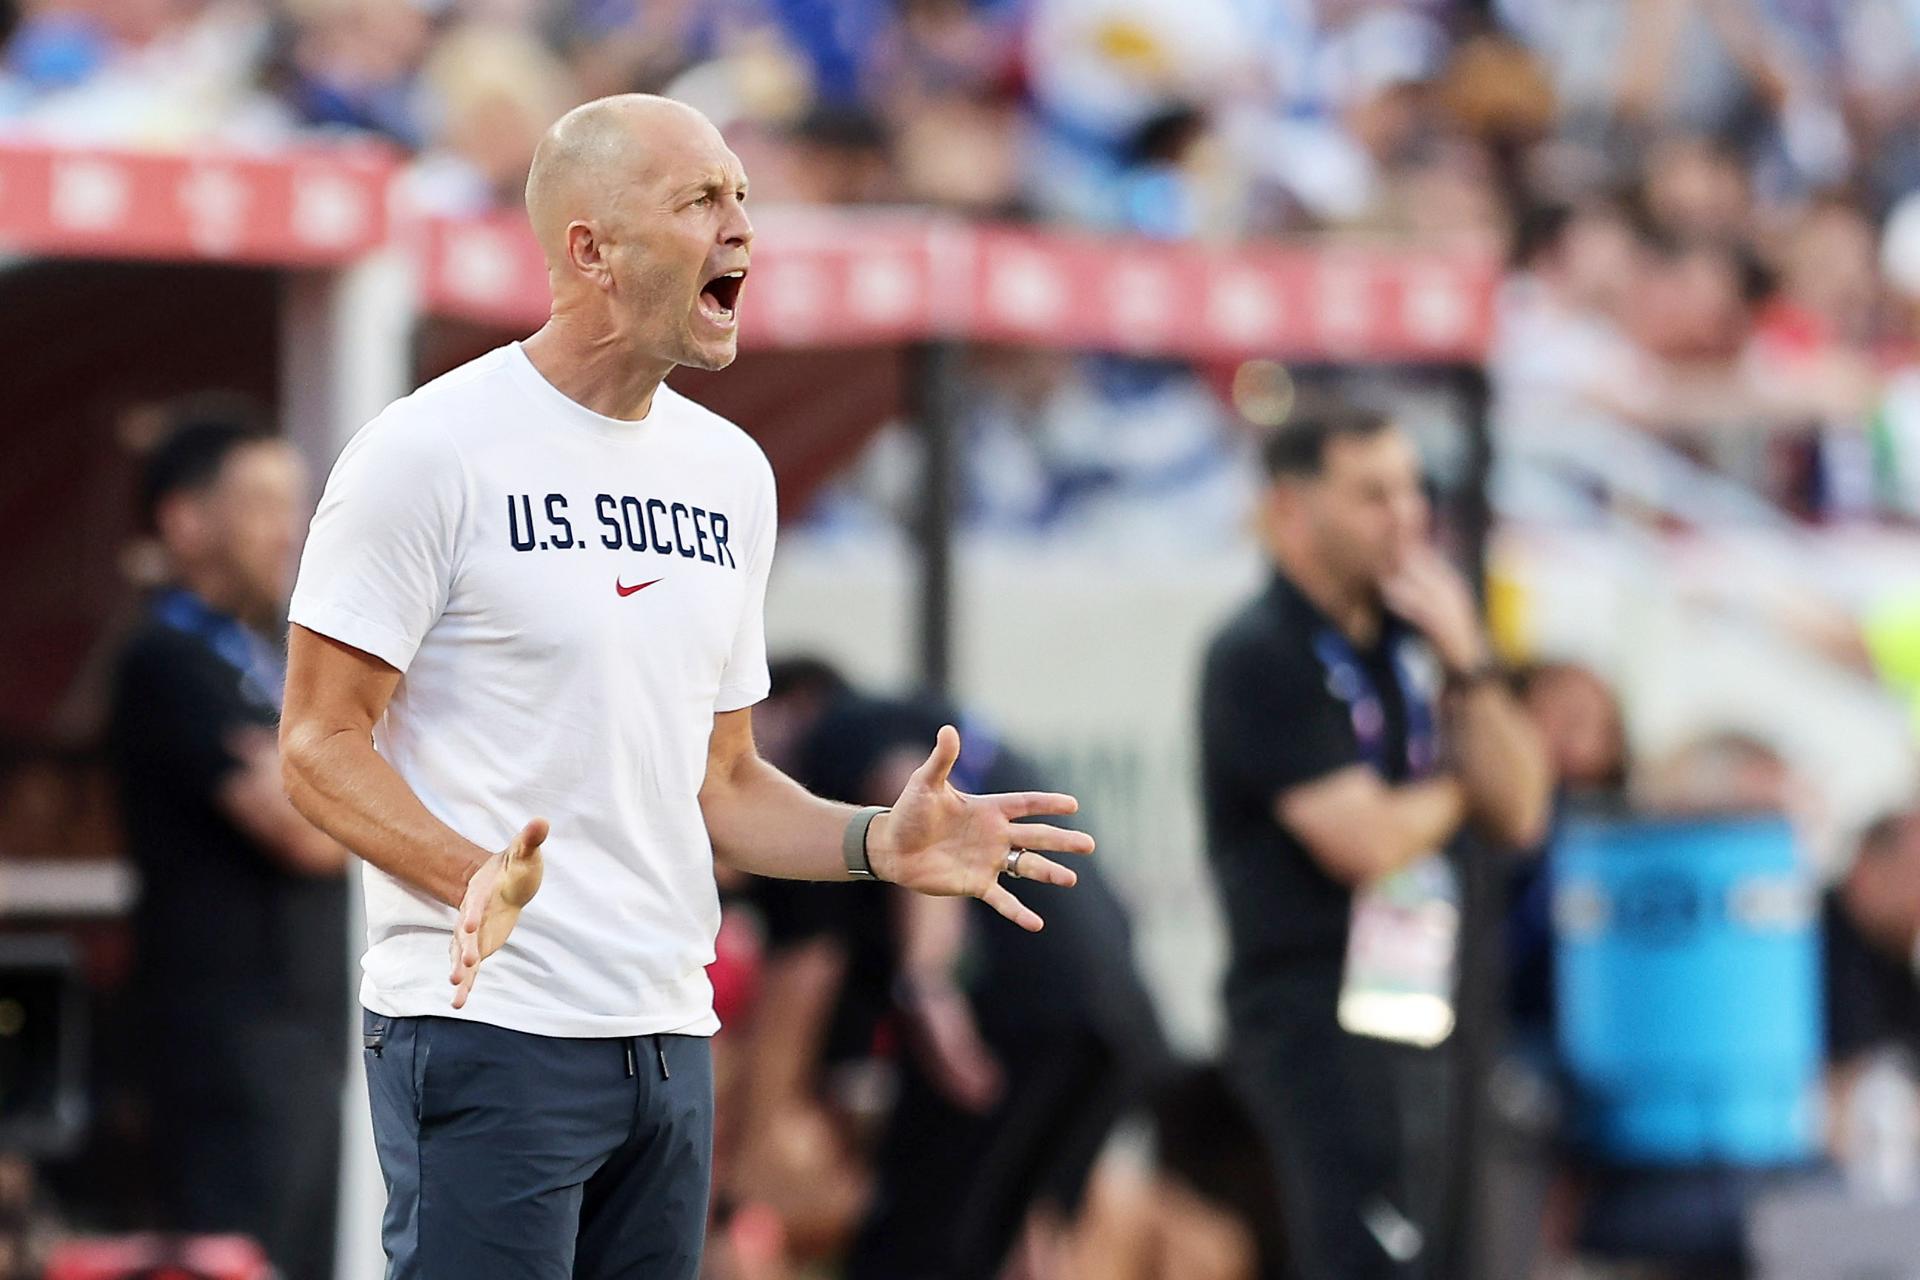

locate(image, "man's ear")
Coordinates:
567 221 613 288
1261 477 1306 524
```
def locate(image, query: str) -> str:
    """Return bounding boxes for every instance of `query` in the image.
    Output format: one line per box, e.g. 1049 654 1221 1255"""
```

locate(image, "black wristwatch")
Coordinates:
842 805 888 881
1445 658 1503 693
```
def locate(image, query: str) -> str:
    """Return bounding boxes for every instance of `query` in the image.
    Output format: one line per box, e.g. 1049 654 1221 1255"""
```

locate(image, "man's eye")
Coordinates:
692 194 713 208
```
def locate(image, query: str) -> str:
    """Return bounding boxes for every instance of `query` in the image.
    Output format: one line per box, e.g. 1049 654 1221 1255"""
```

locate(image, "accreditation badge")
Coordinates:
1338 853 1460 1048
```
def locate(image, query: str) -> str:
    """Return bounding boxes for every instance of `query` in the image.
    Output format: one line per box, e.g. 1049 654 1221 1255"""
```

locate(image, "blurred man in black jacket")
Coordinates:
108 414 349 1280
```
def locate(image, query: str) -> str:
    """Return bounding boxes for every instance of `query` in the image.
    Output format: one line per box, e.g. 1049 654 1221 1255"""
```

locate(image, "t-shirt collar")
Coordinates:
1265 566 1408 653
505 341 665 442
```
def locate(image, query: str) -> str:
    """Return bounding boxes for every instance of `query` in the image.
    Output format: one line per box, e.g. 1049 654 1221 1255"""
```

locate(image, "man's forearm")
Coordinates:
1371 776 1471 879
701 753 864 880
896 888 968 981
281 724 490 906
1448 683 1553 849
1283 769 1468 887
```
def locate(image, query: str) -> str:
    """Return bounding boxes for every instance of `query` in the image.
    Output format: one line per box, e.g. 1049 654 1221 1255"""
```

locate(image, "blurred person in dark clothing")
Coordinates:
107 414 349 1280
733 657 1165 1280
1512 662 1628 803
1505 660 1630 1034
1828 809 1920 1074
1063 1064 1287 1280
1199 404 1552 1280
1824 808 1920 1208
1489 662 1630 1279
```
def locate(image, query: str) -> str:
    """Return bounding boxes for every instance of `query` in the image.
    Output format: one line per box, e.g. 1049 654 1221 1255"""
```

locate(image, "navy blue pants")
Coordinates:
362 1009 714 1279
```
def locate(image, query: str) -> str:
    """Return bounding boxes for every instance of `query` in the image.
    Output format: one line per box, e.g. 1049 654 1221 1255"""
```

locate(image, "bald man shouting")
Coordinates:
279 94 1093 1278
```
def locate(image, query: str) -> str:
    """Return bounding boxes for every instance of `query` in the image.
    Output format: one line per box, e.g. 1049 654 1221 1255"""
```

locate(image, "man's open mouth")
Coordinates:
699 269 746 321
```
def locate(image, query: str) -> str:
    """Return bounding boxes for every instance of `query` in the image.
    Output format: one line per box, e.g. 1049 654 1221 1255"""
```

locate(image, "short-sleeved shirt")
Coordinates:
289 343 777 1038
108 590 348 1027
1199 571 1429 1010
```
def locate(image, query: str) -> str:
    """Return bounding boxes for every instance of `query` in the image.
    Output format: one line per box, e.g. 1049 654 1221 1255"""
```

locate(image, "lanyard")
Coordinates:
152 589 286 715
1309 624 1438 779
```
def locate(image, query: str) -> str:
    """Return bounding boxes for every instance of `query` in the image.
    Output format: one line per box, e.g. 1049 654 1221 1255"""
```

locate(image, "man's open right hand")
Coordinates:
449 818 548 1009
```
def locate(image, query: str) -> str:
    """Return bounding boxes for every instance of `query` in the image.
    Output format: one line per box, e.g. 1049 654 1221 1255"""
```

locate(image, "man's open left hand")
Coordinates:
868 726 1092 932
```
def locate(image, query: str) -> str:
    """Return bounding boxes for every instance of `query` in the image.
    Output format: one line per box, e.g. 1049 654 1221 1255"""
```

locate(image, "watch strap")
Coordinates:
842 805 888 881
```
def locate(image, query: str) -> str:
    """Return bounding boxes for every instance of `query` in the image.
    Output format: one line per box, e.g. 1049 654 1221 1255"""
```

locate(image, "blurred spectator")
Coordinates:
892 86 1023 213
1435 30 1557 154
1760 196 1885 358
1484 661 1630 1279
1503 661 1627 1041
1491 197 1650 439
775 103 893 206
1815 837 1920 1280
401 20 577 216
1824 806 1920 1197
1828 810 1920 1091
272 0 431 147
105 410 348 1280
1633 233 1760 369
1514 661 1629 800
1639 134 1754 243
1371 134 1512 257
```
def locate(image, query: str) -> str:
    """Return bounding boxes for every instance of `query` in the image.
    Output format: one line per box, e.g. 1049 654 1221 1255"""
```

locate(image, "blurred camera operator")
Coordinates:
1199 404 1551 1280
107 414 349 1280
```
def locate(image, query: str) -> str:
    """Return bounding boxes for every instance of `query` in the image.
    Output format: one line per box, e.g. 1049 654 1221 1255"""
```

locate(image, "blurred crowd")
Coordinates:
22 1 1920 527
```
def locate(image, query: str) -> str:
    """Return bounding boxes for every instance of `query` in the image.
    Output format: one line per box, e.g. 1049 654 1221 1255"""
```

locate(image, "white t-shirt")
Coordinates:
289 342 776 1038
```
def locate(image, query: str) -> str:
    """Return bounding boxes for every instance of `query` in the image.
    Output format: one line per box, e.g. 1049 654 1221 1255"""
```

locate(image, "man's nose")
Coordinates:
722 198 753 249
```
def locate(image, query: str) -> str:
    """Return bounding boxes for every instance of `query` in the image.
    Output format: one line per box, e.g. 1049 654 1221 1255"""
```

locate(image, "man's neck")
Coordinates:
170 569 254 628
522 321 673 422
1275 548 1379 646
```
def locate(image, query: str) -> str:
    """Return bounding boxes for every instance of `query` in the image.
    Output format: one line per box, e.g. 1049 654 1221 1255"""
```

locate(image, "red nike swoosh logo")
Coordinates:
615 577 663 597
